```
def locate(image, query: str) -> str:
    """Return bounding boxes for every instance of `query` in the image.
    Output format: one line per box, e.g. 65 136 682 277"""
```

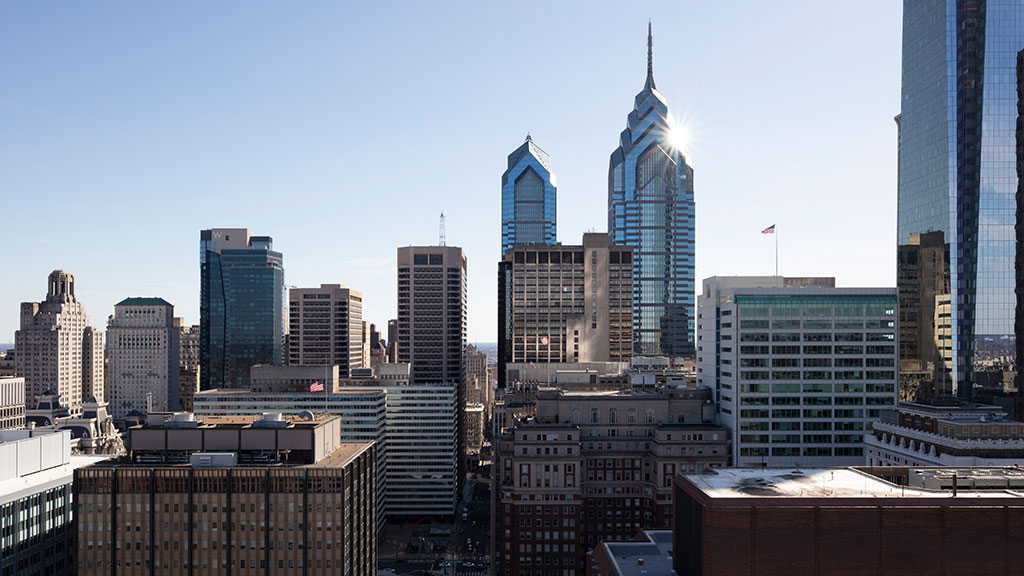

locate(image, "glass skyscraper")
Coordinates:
501 134 557 258
608 24 695 357
199 228 285 390
897 0 1024 399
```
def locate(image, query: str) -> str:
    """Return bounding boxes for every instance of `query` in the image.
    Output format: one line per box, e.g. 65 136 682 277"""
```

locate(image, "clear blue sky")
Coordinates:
0 2 902 345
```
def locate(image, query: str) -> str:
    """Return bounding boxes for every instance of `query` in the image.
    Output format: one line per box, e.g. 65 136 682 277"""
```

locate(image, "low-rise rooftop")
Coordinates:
682 467 1024 499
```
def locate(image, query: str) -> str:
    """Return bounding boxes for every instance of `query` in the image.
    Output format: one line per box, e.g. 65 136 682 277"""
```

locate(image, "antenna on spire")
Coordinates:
646 20 656 90
439 211 446 246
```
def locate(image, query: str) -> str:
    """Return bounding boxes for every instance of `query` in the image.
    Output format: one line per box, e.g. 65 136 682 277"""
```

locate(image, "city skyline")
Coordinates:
0 2 902 345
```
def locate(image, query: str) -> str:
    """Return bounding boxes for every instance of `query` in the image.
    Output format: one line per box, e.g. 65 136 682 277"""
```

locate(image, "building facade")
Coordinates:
106 298 180 418
0 377 25 430
865 399 1024 466
501 135 557 258
897 0 1024 398
493 386 728 576
608 25 695 358
498 234 634 391
75 414 375 576
199 228 285 390
674 467 1024 576
287 285 363 375
697 277 899 467
15 270 104 415
0 429 111 576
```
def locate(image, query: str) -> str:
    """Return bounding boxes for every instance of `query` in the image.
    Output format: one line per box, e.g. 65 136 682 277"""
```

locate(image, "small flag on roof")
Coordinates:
310 380 324 393
761 224 775 234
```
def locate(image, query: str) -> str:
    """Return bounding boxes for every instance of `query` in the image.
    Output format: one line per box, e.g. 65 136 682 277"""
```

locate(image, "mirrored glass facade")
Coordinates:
897 0 1024 398
501 135 557 258
608 27 695 357
199 229 285 390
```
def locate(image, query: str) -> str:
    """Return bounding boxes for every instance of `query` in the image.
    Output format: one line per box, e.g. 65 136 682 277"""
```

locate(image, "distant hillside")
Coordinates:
0 343 12 353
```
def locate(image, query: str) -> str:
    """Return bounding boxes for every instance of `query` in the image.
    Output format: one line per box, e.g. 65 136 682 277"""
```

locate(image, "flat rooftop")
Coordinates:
599 530 674 576
682 468 1024 499
0 455 112 504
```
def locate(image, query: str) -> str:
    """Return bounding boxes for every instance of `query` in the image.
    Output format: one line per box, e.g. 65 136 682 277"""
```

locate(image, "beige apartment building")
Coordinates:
74 413 376 576
493 386 728 576
15 270 104 415
288 284 364 377
106 298 179 418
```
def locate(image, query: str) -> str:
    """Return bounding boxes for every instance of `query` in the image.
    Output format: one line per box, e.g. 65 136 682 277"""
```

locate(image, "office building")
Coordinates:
287 285 363 373
195 362 458 518
697 276 899 467
498 234 633 390
106 298 180 418
0 350 14 378
15 270 104 415
397 246 467 386
193 376 387 527
493 386 727 576
897 1 1024 399
674 467 1024 576
386 319 399 363
175 319 200 411
199 228 285 390
0 376 25 429
865 399 1024 467
75 413 376 576
0 429 111 576
501 134 557 258
397 245 467 488
608 24 695 358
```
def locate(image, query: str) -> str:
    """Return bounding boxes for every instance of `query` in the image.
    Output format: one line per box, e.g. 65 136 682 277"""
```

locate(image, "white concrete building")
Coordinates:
0 429 112 576
0 376 25 430
106 298 180 418
697 276 899 467
15 270 104 416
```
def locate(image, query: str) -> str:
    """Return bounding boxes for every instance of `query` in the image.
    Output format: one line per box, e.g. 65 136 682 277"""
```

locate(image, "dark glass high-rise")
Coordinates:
199 228 285 390
897 0 1024 400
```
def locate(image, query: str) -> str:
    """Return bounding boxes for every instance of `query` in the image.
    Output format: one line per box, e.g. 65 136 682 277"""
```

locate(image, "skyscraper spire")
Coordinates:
645 20 656 90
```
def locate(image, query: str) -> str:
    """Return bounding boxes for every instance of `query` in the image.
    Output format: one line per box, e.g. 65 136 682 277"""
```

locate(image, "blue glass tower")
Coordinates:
897 0 1024 398
501 135 557 258
199 228 285 390
608 24 695 357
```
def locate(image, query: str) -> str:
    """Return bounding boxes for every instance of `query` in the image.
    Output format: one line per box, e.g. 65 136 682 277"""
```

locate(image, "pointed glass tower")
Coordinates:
608 23 695 357
501 134 557 258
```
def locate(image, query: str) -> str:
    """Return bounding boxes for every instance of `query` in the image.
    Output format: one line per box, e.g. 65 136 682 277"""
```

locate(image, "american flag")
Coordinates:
540 336 549 346
761 224 775 234
309 380 324 393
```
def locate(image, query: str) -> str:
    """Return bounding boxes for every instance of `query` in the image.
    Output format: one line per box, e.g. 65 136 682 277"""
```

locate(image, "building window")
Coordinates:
571 409 580 425
646 409 655 424
608 409 617 424
591 409 600 424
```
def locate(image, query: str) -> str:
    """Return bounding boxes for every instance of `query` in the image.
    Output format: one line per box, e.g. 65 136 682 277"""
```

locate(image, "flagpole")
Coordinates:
775 226 779 277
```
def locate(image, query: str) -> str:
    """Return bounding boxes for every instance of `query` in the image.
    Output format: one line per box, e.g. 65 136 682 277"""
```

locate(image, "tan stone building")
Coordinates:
498 233 633 389
493 386 728 576
288 284 364 377
74 413 376 576
15 270 104 415
107 298 180 418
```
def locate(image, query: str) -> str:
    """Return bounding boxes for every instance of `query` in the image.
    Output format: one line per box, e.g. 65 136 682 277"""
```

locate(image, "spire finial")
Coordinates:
646 20 656 90
525 132 532 143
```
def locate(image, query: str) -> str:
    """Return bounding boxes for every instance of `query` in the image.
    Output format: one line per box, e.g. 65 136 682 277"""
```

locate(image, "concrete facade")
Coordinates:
75 416 376 576
0 376 25 429
697 276 899 467
15 270 104 416
106 298 180 418
288 284 364 377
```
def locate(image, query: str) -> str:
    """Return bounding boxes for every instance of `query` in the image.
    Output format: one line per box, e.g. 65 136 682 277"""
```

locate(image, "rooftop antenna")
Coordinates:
439 211 446 246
